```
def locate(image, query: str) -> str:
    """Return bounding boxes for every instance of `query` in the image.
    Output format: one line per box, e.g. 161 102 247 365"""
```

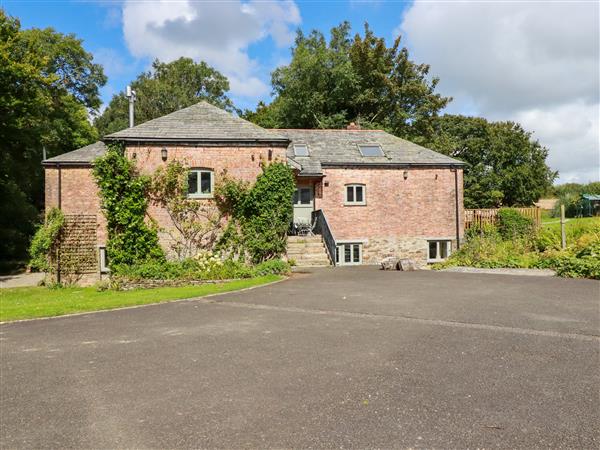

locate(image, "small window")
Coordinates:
358 144 384 157
187 169 214 198
428 240 452 262
335 243 362 265
345 184 366 205
293 187 312 205
99 247 109 273
293 144 309 157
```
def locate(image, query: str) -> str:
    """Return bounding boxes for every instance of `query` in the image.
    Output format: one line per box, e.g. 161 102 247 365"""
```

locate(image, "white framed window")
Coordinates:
358 144 384 157
293 143 310 157
335 243 362 265
345 184 366 205
187 169 214 198
293 187 313 206
427 240 452 262
99 246 110 273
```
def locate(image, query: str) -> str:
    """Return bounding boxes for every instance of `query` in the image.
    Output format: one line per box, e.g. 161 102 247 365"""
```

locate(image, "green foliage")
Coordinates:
244 22 449 144
497 208 534 240
150 160 223 259
92 143 164 267
551 182 600 198
536 255 600 280
28 207 64 272
215 162 296 263
429 115 556 208
0 10 106 267
95 58 234 136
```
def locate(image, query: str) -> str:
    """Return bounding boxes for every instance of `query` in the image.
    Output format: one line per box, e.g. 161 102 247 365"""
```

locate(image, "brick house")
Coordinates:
43 102 464 280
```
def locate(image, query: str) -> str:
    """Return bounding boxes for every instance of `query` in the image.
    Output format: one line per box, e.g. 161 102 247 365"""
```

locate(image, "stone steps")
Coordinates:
287 235 332 267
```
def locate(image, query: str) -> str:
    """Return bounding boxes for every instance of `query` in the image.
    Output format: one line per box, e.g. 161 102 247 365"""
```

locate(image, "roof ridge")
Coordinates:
271 128 385 132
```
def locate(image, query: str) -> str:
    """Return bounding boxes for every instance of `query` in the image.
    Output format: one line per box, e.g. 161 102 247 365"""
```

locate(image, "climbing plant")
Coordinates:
215 161 295 263
28 207 65 272
93 142 164 267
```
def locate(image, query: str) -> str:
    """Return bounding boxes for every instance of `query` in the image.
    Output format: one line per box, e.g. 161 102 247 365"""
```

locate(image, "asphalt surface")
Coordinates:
1 267 599 449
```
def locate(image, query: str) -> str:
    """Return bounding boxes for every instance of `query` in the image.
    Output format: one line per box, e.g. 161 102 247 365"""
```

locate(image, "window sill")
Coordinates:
187 194 214 200
343 202 367 206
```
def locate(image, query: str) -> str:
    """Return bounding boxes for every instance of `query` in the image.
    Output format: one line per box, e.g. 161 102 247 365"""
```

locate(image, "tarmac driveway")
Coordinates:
1 268 599 448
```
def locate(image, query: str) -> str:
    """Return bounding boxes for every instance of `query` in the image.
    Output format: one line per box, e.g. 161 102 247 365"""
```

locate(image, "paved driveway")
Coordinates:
1 268 599 448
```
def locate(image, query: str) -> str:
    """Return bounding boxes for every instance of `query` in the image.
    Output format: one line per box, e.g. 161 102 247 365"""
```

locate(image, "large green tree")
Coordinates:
244 22 450 143
95 58 234 136
429 115 557 208
0 10 106 269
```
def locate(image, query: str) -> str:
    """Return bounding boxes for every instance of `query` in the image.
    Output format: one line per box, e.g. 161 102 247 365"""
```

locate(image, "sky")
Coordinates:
3 0 599 184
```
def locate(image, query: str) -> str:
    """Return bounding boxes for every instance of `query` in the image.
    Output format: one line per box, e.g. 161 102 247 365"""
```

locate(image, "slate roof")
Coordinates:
42 141 107 166
280 129 465 175
104 101 288 144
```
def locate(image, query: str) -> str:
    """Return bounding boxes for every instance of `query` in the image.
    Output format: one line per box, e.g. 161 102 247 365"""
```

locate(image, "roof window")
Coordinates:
293 144 310 157
358 144 384 157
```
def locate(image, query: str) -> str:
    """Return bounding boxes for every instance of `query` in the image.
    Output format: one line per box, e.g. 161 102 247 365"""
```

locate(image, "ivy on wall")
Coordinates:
93 142 164 267
29 207 65 272
215 161 295 263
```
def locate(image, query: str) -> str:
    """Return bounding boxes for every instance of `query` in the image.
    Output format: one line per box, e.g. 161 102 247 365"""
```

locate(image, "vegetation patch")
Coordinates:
28 207 65 273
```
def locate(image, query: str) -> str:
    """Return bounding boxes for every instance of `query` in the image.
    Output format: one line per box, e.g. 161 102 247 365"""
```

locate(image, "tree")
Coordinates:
244 22 450 143
95 58 234 136
428 115 557 207
0 10 106 269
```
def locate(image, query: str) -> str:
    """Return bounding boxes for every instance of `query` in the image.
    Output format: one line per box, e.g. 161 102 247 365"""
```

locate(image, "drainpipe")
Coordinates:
56 164 62 284
452 167 460 250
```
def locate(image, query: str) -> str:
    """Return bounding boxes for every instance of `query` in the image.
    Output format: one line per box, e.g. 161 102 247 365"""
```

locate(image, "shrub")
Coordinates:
497 208 534 240
253 259 291 276
29 208 65 272
536 255 600 279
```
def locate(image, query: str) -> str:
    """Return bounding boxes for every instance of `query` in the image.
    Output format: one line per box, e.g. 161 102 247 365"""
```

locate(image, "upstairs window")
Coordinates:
293 144 310 156
345 184 366 205
358 144 384 157
293 187 313 205
188 169 214 198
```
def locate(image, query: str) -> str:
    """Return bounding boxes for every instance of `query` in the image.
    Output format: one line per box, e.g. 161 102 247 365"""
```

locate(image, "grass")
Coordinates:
541 216 599 231
0 275 282 322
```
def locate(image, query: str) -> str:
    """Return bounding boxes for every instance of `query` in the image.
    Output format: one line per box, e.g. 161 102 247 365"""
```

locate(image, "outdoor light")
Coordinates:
268 149 273 161
161 147 168 161
132 152 137 159
403 170 408 180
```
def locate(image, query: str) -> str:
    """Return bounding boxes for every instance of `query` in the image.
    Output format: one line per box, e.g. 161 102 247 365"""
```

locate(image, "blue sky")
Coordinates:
3 0 599 183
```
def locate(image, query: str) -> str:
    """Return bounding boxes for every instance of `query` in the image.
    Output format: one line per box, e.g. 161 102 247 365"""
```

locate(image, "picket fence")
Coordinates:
464 207 541 229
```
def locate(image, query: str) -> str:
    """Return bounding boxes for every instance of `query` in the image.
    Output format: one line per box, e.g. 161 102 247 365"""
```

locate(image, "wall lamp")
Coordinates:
403 170 409 180
161 147 168 161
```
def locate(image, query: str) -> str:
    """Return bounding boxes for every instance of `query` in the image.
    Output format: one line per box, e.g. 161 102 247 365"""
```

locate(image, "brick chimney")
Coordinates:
347 122 361 130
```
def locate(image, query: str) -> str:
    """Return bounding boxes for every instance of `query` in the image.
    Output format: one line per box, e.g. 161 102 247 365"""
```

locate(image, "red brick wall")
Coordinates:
44 167 108 245
315 166 463 263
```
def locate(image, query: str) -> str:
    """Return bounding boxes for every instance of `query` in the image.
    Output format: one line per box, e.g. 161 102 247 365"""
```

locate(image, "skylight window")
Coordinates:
293 144 310 156
358 144 384 157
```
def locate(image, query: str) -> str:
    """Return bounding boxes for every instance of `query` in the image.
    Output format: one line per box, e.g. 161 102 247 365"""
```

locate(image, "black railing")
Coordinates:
312 209 336 266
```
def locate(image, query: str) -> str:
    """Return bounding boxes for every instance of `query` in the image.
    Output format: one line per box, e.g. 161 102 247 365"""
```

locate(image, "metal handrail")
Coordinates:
311 209 336 266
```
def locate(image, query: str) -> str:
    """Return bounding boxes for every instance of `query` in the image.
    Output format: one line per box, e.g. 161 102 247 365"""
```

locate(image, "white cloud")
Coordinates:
398 0 600 183
121 0 300 99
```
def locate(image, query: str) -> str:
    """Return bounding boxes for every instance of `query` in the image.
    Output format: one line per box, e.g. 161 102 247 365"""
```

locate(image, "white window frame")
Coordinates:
187 169 214 199
293 143 310 157
335 243 362 265
345 184 366 206
358 144 384 157
427 240 452 263
99 246 110 273
293 186 313 206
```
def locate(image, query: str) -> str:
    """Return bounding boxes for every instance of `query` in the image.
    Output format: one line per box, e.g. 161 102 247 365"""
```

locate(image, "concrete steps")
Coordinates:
287 236 332 267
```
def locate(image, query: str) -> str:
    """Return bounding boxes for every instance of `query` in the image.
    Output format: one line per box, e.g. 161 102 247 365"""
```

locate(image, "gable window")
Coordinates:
188 169 214 198
293 187 313 206
345 184 366 205
428 240 452 262
335 243 362 265
293 144 310 157
99 246 109 273
358 144 384 157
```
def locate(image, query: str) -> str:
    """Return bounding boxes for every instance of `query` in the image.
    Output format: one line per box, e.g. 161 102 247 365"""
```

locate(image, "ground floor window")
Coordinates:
336 243 362 265
99 246 109 273
427 240 452 262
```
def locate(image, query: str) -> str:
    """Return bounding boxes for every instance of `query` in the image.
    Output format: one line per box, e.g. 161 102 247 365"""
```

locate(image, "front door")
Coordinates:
293 185 313 224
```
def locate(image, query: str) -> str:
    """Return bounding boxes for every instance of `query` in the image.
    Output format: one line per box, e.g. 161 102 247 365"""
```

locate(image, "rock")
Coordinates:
380 256 399 270
398 258 418 271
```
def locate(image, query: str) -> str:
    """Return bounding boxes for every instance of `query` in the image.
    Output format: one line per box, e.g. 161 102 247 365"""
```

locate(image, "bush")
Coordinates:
253 259 291 276
536 255 600 279
497 208 534 240
28 208 65 272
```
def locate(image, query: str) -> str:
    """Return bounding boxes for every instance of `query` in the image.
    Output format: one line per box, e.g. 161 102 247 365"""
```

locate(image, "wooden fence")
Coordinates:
464 207 541 229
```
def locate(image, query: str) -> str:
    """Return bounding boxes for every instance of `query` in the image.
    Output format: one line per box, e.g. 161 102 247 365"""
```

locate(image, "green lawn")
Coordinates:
541 216 600 231
0 275 281 322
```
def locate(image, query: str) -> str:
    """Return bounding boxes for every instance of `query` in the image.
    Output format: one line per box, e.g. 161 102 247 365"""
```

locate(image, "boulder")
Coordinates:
380 256 399 270
398 258 418 271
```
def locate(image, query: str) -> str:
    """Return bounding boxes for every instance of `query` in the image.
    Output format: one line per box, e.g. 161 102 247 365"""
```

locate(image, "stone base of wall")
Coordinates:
44 272 104 287
362 237 458 267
